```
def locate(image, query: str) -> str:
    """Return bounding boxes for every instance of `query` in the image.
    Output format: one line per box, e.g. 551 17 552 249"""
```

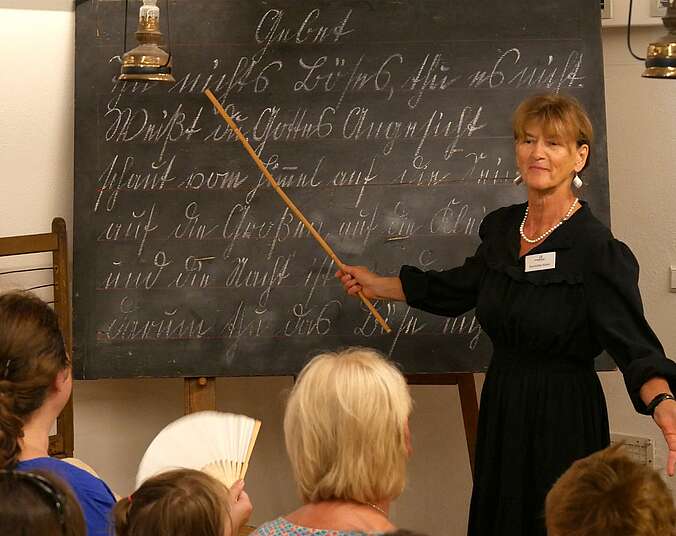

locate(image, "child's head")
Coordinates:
0 469 86 536
546 444 676 536
0 291 70 468
114 469 238 536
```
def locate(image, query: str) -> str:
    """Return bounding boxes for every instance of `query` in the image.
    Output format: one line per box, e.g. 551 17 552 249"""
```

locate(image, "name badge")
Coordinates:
525 252 556 272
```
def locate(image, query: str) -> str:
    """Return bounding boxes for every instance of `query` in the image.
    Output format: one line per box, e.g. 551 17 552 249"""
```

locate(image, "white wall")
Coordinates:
0 5 74 238
601 0 667 27
0 4 674 535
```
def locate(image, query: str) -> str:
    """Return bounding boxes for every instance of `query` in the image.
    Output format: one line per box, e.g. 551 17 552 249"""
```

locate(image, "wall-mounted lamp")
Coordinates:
119 0 175 82
643 1 676 78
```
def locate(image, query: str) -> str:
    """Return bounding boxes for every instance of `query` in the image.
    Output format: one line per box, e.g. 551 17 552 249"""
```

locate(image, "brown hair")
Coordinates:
546 444 676 536
0 291 69 468
0 469 86 536
113 469 231 536
512 93 593 172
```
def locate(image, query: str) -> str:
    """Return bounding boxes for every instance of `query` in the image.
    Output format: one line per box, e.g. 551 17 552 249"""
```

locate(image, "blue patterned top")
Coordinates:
251 517 385 536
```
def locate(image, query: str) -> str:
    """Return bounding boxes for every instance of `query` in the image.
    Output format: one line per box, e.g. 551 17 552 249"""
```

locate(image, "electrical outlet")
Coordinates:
670 266 676 292
610 433 654 466
651 0 668 17
601 0 612 19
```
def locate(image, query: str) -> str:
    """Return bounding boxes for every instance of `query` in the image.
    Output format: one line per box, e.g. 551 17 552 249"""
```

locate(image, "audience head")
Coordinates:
114 468 248 536
0 291 70 468
0 469 86 536
546 444 676 536
284 347 412 505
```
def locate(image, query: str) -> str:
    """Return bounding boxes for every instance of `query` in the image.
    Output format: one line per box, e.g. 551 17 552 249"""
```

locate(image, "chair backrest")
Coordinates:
0 218 74 457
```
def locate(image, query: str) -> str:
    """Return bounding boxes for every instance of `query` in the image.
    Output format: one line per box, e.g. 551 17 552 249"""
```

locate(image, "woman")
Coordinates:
113 469 252 536
337 94 676 535
0 469 86 536
252 347 412 535
0 291 116 535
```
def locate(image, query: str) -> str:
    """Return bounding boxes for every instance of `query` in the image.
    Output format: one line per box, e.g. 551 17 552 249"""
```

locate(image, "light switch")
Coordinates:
671 266 676 292
651 0 668 18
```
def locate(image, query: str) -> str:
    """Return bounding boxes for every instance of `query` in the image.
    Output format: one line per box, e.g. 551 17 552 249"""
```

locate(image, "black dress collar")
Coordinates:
510 200 590 261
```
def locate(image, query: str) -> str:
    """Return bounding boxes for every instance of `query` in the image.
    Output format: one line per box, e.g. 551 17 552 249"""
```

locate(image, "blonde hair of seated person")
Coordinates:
284 347 412 505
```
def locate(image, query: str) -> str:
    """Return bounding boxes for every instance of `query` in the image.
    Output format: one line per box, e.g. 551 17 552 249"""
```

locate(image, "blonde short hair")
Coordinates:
546 444 676 536
284 347 412 504
513 93 593 171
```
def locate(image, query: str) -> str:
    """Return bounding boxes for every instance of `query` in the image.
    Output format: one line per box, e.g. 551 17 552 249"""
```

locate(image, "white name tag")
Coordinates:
525 252 556 272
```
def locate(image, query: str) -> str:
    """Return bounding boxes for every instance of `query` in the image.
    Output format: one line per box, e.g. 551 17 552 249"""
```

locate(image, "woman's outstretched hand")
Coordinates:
335 265 405 302
640 378 676 476
652 400 676 476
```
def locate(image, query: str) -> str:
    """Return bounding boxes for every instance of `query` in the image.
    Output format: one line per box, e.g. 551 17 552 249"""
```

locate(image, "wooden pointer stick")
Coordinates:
204 89 391 334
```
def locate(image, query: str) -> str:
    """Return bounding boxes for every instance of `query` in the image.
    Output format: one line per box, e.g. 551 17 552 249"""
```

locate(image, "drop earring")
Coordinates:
573 174 583 188
513 174 523 185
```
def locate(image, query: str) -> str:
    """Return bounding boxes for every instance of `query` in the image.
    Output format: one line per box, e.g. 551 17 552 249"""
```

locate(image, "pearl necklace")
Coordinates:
519 198 579 244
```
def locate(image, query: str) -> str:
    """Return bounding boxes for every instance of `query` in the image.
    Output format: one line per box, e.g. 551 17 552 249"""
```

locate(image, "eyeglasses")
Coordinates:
0 470 66 530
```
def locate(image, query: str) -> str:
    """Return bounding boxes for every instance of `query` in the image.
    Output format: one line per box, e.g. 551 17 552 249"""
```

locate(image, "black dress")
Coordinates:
399 201 676 536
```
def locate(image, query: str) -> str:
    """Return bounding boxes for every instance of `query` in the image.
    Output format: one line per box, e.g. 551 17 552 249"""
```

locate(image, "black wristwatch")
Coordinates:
647 393 675 416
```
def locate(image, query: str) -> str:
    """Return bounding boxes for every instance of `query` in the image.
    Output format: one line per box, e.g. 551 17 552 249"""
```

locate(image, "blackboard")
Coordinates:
73 0 611 379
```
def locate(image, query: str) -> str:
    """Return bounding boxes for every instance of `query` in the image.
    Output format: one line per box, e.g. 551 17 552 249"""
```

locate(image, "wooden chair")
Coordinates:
0 218 74 457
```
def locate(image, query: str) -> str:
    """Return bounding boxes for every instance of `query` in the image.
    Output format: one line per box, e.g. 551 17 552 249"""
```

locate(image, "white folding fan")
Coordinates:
136 411 261 489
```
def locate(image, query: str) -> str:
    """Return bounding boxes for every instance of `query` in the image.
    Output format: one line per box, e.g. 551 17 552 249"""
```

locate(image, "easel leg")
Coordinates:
184 377 216 414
